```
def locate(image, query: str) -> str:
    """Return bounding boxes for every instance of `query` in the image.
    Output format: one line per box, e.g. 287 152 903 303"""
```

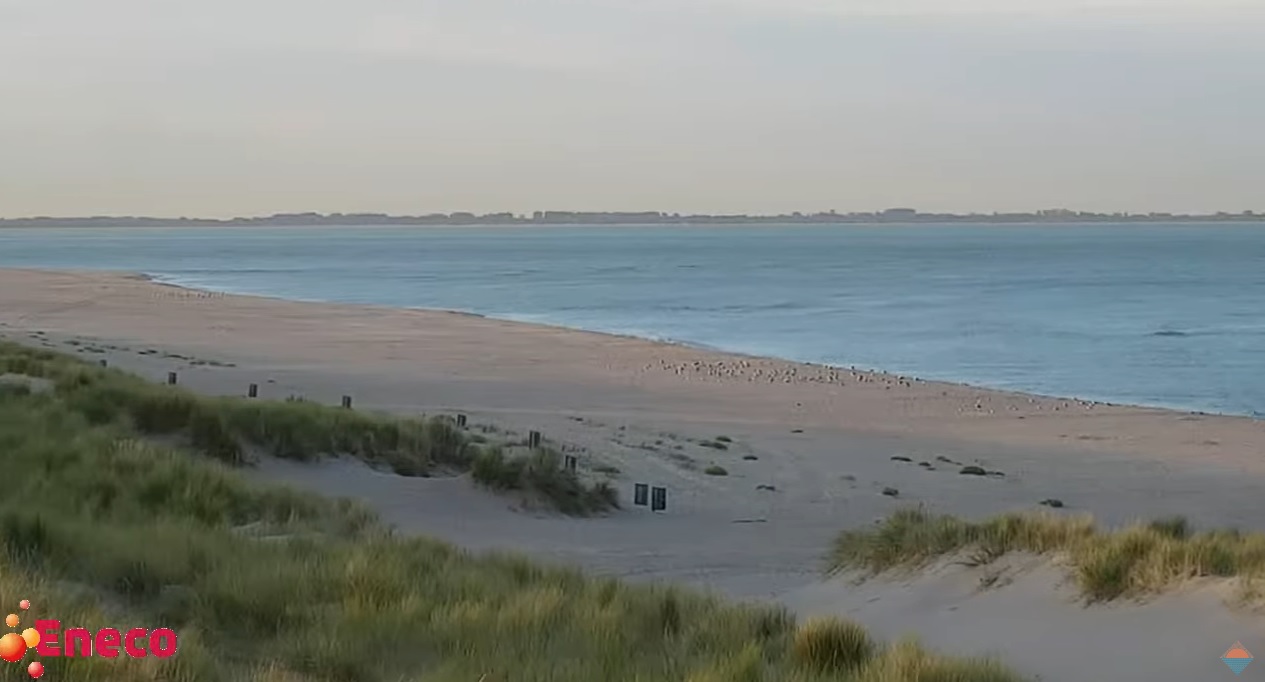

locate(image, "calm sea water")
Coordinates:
1 223 1263 417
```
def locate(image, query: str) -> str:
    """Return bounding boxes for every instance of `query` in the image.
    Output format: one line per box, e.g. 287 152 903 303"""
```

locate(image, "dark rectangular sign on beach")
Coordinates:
651 486 667 512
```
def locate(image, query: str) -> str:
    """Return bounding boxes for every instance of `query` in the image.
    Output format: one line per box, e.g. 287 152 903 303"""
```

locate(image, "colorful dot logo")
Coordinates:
0 599 43 678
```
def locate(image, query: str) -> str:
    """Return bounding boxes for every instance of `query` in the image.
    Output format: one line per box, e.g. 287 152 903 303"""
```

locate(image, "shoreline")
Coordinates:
142 269 1248 422
4 267 1265 474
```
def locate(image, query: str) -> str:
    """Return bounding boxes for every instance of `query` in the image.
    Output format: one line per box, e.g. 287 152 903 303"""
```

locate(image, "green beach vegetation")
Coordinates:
831 507 1265 604
0 342 1026 680
0 341 615 516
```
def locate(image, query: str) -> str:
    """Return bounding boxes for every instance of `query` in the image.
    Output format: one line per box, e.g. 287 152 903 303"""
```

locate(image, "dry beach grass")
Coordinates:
832 507 1265 604
0 343 1023 681
1 341 616 516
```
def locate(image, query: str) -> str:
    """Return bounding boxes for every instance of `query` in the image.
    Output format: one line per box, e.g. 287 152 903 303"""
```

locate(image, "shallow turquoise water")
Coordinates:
2 223 1262 416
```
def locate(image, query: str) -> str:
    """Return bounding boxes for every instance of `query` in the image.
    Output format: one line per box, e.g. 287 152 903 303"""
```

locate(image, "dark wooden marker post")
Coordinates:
528 430 542 449
456 414 468 429
167 371 178 385
341 395 353 409
633 483 649 507
650 486 668 512
248 383 258 398
99 359 108 368
564 455 578 473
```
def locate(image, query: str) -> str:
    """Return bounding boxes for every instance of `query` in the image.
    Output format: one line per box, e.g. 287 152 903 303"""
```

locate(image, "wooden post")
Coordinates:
564 455 578 473
633 483 649 507
98 359 108 368
341 395 353 409
528 430 542 448
651 486 668 512
456 414 467 428
167 371 177 385
248 383 258 398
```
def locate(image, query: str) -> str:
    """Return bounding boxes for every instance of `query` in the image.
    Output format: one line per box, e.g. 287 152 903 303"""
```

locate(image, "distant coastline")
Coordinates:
2 208 1263 228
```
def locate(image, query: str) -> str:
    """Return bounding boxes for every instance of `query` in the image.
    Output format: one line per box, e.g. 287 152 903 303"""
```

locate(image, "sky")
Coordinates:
2 0 1263 217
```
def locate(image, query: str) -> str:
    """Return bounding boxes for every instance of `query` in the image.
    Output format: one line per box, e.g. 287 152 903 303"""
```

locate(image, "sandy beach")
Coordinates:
3 267 1263 680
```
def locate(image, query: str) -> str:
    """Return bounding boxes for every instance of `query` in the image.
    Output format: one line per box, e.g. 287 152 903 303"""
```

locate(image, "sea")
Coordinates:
1 223 1262 417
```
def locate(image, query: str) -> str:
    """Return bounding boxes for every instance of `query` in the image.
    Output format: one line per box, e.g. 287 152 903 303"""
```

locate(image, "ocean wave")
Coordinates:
648 301 807 314
1149 325 1265 338
602 329 724 350
152 267 296 276
586 265 642 275
144 273 248 294
488 312 726 351
516 301 807 316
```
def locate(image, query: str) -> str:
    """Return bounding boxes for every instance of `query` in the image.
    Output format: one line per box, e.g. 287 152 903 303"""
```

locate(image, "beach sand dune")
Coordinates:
783 558 1265 681
2 268 1263 680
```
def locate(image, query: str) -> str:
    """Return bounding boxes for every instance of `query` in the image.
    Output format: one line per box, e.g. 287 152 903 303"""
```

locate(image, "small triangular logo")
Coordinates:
1222 642 1253 676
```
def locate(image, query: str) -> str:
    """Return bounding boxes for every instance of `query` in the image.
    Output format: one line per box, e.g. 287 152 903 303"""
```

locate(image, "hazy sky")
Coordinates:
3 0 1263 217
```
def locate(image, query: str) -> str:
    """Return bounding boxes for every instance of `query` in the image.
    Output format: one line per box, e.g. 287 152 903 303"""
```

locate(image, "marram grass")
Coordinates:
831 506 1265 603
0 340 1027 680
0 340 615 515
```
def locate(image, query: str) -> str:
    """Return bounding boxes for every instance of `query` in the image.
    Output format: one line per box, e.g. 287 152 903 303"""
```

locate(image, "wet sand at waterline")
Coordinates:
3 268 1264 681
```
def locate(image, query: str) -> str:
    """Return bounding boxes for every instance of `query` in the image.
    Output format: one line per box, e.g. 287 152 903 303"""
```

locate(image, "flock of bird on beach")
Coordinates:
631 357 1107 416
646 358 916 387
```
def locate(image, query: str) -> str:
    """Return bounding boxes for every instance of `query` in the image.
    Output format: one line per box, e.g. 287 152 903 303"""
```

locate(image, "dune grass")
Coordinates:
0 341 1026 681
0 341 614 515
831 507 1265 603
469 446 617 515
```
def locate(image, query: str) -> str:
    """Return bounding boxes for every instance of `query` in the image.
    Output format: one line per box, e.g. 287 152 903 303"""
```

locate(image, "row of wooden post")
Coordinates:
156 370 617 502
163 371 355 408
157 373 534 453
162 373 472 430
524 431 652 505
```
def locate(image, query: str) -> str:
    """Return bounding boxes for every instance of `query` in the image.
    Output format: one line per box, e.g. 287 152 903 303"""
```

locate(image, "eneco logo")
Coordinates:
0 598 179 679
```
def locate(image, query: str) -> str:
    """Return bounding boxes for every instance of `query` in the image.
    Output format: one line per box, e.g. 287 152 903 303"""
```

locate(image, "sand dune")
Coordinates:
2 267 1263 680
784 558 1265 681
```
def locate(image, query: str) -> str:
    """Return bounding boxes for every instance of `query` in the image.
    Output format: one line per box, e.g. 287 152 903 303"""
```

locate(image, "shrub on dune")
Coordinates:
832 506 1265 603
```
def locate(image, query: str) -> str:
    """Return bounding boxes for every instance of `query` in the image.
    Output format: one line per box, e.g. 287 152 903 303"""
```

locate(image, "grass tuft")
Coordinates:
831 507 1265 603
792 617 875 673
470 447 619 515
852 638 1022 682
1148 515 1191 540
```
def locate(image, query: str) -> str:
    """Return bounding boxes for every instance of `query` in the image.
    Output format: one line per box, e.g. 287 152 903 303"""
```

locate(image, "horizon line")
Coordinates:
2 207 1263 224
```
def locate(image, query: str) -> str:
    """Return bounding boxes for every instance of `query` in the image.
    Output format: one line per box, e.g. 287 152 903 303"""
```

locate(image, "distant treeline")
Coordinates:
2 209 1263 227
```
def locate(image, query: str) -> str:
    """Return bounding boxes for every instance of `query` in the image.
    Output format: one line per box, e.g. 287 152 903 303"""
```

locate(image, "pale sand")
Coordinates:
3 267 1264 680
